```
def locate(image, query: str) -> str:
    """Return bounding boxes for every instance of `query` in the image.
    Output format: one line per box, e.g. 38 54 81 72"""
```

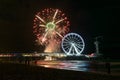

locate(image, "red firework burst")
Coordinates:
33 8 70 52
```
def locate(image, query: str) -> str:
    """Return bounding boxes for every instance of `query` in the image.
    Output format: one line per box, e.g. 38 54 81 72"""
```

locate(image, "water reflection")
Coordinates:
35 60 104 72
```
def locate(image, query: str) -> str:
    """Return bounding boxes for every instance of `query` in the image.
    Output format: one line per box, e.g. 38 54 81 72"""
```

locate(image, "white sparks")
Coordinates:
36 15 46 23
42 30 48 43
55 31 63 38
39 24 45 27
55 19 64 24
53 9 58 22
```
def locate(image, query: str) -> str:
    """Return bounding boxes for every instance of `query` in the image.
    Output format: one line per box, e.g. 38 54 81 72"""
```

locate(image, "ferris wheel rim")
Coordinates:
61 33 85 56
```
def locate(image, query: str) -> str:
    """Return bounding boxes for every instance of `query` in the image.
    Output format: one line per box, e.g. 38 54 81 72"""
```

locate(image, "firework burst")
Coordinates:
33 8 70 52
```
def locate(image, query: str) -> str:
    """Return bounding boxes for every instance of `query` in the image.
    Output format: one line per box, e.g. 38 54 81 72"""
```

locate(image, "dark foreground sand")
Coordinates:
0 62 120 80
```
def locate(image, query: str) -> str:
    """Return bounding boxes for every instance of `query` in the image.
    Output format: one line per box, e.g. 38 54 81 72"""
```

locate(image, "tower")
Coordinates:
94 36 102 56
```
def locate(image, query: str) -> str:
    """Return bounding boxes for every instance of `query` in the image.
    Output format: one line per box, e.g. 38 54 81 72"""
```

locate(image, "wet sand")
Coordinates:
0 62 120 80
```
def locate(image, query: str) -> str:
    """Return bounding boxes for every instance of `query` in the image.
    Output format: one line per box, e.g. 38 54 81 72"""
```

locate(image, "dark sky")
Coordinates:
0 0 119 57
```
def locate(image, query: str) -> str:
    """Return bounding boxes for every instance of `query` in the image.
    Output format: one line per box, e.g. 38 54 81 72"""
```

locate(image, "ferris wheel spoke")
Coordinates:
67 45 73 54
77 39 82 42
76 46 84 52
66 36 73 42
36 15 46 24
64 46 70 52
73 44 79 54
63 43 69 46
75 44 83 49
76 43 84 47
64 38 71 42
63 45 70 48
74 40 78 43
72 35 75 39
76 37 80 41
76 41 83 44
63 44 70 48
74 48 78 54
75 47 81 53
72 48 76 55
70 48 73 54
63 41 70 45
64 46 70 50
68 35 72 40
76 46 82 50
69 35 73 39
64 38 70 42
77 41 83 44
63 41 69 44
64 47 70 53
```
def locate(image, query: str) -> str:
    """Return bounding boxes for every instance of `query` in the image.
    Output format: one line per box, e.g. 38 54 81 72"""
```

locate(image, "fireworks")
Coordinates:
33 8 70 52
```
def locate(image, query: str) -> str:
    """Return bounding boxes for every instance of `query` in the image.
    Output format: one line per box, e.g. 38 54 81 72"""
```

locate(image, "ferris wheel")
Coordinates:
61 33 85 56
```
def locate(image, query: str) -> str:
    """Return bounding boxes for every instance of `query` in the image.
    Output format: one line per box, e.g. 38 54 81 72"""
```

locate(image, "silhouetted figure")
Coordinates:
25 59 27 64
105 62 111 74
27 60 30 64
34 60 37 64
18 56 23 63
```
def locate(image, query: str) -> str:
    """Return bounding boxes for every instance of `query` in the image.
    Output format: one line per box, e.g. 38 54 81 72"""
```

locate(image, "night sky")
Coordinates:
0 0 119 58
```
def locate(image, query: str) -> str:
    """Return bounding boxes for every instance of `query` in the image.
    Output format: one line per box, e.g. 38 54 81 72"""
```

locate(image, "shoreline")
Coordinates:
0 62 120 80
